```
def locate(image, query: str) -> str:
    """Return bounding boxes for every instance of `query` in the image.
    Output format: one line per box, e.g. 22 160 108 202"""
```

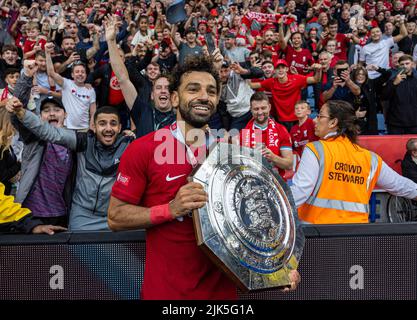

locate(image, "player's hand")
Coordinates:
169 182 208 218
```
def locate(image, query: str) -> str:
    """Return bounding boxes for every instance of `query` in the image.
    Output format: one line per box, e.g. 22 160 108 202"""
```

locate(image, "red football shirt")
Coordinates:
23 38 46 59
260 75 308 122
241 118 292 178
111 127 237 300
290 117 319 158
284 45 314 75
321 34 350 60
108 71 124 106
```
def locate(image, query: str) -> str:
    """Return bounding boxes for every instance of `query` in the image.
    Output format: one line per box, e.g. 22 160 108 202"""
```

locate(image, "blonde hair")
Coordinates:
0 108 15 160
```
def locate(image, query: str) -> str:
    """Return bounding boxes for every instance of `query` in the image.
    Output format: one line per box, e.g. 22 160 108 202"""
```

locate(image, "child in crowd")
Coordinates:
23 22 46 60
290 100 319 160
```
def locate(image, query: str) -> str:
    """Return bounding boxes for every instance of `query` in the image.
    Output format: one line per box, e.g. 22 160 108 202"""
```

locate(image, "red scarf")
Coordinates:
241 12 296 30
1 86 9 101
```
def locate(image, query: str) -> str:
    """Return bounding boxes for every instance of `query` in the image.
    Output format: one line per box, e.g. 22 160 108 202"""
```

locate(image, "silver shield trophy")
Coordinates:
191 143 305 292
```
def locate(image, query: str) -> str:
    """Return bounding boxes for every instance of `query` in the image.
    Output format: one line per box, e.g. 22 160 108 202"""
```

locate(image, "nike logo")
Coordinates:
166 173 187 182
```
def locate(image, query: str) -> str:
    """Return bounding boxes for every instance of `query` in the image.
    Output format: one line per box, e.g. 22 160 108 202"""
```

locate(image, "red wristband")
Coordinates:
150 203 174 225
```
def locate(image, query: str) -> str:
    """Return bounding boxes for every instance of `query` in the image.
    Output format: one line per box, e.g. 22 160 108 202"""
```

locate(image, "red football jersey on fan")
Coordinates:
23 38 46 59
284 45 314 75
290 117 319 157
241 118 292 178
259 74 308 122
321 34 350 60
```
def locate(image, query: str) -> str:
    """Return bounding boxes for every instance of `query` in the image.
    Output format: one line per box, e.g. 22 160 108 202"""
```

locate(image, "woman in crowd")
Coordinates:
0 108 21 196
291 100 417 224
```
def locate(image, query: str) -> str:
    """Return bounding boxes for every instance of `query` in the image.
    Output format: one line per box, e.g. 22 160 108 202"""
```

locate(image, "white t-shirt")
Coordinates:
62 78 96 130
359 37 394 79
131 29 154 46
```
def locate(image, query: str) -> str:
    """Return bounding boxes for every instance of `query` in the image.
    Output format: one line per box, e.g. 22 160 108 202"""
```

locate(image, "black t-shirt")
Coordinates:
52 48 88 79
131 96 175 138
157 54 177 73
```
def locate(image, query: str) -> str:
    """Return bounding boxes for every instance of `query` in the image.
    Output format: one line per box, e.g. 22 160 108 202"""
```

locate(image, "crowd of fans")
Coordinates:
0 0 417 233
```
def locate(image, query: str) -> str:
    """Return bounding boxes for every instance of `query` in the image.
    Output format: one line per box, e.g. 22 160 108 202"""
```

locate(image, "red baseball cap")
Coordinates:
275 59 288 67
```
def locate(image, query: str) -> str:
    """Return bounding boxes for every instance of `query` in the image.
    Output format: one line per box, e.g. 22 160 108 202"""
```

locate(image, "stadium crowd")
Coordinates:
0 0 417 232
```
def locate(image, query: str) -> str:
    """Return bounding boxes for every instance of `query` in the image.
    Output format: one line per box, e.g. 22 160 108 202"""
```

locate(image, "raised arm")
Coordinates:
45 42 64 87
105 14 137 110
393 17 407 43
306 63 323 85
278 20 288 50
171 23 182 48
86 26 100 60
6 98 77 151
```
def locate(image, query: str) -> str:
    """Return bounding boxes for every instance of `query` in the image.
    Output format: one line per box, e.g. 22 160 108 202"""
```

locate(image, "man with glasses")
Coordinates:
291 100 417 224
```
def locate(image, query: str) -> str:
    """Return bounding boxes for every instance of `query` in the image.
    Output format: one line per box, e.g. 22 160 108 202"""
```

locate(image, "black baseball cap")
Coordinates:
221 60 230 68
40 97 65 112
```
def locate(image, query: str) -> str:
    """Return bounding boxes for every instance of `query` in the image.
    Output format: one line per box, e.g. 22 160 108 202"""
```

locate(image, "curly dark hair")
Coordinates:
169 55 221 95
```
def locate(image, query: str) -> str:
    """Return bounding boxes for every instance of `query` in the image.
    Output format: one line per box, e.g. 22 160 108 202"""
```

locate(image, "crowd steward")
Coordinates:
0 0 416 232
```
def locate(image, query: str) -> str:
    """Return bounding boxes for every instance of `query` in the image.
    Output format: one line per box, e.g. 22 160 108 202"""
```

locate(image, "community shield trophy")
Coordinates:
191 143 305 292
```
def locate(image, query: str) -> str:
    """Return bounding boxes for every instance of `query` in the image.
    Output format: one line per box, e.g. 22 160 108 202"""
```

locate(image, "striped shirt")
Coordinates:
23 143 72 217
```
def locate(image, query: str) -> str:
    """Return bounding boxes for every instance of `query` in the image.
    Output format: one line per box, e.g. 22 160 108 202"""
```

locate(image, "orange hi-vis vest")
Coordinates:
298 136 382 224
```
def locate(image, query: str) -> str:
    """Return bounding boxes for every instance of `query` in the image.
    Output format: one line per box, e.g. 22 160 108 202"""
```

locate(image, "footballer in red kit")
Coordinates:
108 53 238 300
111 125 236 299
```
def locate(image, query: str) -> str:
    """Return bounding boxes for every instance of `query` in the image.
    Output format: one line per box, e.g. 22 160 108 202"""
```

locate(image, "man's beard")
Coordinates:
178 100 215 128
64 49 74 56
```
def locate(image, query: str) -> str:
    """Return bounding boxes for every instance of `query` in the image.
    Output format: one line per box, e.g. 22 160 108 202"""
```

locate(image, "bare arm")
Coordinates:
86 31 100 60
345 78 361 96
184 13 195 31
306 64 322 85
171 24 181 48
339 69 360 96
108 197 153 230
322 84 337 102
105 15 137 110
249 81 262 89
89 102 96 130
267 148 293 170
45 43 64 87
393 19 407 43
279 21 288 50
108 182 208 231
